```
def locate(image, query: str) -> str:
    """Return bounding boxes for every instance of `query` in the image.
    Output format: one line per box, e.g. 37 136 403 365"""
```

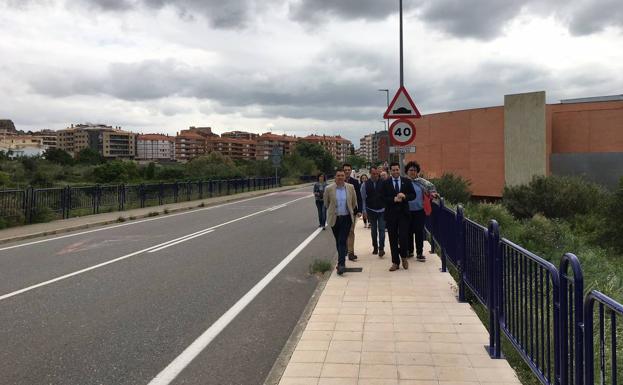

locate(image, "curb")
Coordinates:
262 254 336 385
0 184 309 245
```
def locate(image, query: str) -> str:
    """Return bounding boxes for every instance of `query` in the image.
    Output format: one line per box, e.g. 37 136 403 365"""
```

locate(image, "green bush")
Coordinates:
30 207 56 223
93 161 140 184
601 177 623 253
431 173 471 204
503 175 610 220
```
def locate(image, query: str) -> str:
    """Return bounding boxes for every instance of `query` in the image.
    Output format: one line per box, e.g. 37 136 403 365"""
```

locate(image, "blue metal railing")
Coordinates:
498 238 561 385
584 291 623 385
427 198 623 385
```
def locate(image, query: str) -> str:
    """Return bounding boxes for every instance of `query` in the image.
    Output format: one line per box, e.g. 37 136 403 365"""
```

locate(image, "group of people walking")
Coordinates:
314 162 438 275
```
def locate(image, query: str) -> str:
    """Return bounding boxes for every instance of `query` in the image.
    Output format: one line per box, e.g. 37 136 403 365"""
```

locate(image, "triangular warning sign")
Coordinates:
383 86 422 119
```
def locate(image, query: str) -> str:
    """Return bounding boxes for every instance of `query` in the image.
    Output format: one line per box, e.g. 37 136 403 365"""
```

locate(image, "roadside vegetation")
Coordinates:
0 142 340 189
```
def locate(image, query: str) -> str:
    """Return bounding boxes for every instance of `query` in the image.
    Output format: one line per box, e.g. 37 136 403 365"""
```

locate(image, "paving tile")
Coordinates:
296 340 331 351
397 365 437 380
475 367 521 382
360 352 396 365
317 378 357 385
358 380 399 385
395 353 433 366
290 350 327 363
362 340 396 352
435 366 478 382
332 331 363 341
307 322 337 331
283 363 323 378
324 351 361 364
301 331 334 341
320 363 360 378
278 377 319 385
359 364 398 379
431 353 472 367
329 340 363 352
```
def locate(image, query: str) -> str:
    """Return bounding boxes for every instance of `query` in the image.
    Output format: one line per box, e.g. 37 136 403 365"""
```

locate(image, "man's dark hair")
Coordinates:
369 165 378 171
335 169 345 174
317 172 325 181
389 162 400 169
342 163 352 170
404 161 420 174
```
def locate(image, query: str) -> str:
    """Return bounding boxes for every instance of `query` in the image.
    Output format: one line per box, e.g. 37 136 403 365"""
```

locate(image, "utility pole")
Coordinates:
398 0 406 174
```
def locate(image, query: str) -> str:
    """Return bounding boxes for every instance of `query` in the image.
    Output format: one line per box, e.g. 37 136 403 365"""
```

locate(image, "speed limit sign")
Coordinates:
389 119 416 146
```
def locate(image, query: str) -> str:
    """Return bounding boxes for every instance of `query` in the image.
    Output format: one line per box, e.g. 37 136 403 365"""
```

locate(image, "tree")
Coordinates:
76 148 104 165
346 154 367 170
93 161 139 183
43 148 73 165
0 171 9 186
294 142 336 174
143 162 156 180
184 152 243 179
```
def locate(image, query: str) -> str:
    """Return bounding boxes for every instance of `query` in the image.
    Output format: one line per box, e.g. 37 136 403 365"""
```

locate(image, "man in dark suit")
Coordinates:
343 163 362 261
381 162 416 271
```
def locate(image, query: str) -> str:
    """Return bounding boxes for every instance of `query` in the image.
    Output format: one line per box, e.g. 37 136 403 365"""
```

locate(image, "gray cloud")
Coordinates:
288 0 622 39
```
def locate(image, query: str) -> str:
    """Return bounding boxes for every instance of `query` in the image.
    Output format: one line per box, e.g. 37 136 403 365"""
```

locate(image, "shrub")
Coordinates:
463 202 523 240
147 211 159 217
431 173 471 204
30 207 56 223
117 216 126 222
503 175 610 220
309 259 333 275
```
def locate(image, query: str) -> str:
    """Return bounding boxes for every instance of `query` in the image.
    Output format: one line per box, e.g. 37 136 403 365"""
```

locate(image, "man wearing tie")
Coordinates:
381 162 416 271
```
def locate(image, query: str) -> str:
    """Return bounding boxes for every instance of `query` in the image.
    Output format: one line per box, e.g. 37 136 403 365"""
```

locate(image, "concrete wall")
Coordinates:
551 152 623 190
504 91 547 186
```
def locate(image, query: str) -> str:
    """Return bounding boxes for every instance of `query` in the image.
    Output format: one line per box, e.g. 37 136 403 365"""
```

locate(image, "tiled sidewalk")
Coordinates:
277 222 522 385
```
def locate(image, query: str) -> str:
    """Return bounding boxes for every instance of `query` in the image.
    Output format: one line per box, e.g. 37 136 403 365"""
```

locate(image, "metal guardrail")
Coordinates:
427 199 623 385
584 291 623 385
498 238 561 385
1 177 281 225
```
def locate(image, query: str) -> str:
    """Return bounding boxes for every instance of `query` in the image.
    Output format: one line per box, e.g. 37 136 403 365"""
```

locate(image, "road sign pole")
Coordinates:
399 0 404 88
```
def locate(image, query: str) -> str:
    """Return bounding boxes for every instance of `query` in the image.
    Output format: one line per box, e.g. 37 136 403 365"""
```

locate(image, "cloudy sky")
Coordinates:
1 0 621 144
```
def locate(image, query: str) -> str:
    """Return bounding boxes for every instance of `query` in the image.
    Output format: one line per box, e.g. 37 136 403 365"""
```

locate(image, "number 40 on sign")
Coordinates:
389 119 416 146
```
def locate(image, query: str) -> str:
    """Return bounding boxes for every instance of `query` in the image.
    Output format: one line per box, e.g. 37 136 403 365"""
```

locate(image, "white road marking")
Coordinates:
147 230 215 253
0 195 312 301
147 227 324 385
0 187 310 252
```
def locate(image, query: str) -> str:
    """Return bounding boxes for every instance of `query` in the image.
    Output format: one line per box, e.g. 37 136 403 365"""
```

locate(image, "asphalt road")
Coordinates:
0 187 336 385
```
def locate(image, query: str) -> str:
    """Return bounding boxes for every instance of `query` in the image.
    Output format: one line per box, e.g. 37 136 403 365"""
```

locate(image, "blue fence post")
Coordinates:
94 185 100 214
457 204 466 302
439 198 447 273
559 253 584 385
139 184 146 208
488 219 501 358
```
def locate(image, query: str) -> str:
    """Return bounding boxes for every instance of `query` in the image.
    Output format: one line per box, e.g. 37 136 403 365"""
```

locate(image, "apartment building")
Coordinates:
33 129 58 149
301 134 352 163
221 131 259 140
205 136 256 160
255 133 298 160
0 135 47 157
136 134 176 162
175 131 206 162
57 124 136 159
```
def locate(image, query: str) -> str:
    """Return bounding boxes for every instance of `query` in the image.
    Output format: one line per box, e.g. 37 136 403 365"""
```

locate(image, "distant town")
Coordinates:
0 119 391 165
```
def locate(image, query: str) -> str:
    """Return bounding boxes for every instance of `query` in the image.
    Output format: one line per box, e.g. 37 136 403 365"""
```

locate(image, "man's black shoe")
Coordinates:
372 247 378 255
416 255 426 262
378 249 385 257
348 253 358 261
337 265 345 275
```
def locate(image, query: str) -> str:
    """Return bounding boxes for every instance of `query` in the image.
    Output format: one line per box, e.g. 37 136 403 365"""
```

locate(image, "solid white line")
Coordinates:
0 186 309 252
148 230 214 253
0 194 313 302
147 227 324 385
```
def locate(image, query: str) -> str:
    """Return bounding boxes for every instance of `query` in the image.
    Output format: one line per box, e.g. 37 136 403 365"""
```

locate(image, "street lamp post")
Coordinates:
378 88 391 163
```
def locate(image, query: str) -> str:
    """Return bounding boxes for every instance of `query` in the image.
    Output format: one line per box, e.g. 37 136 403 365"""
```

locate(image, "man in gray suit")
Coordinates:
324 169 358 275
